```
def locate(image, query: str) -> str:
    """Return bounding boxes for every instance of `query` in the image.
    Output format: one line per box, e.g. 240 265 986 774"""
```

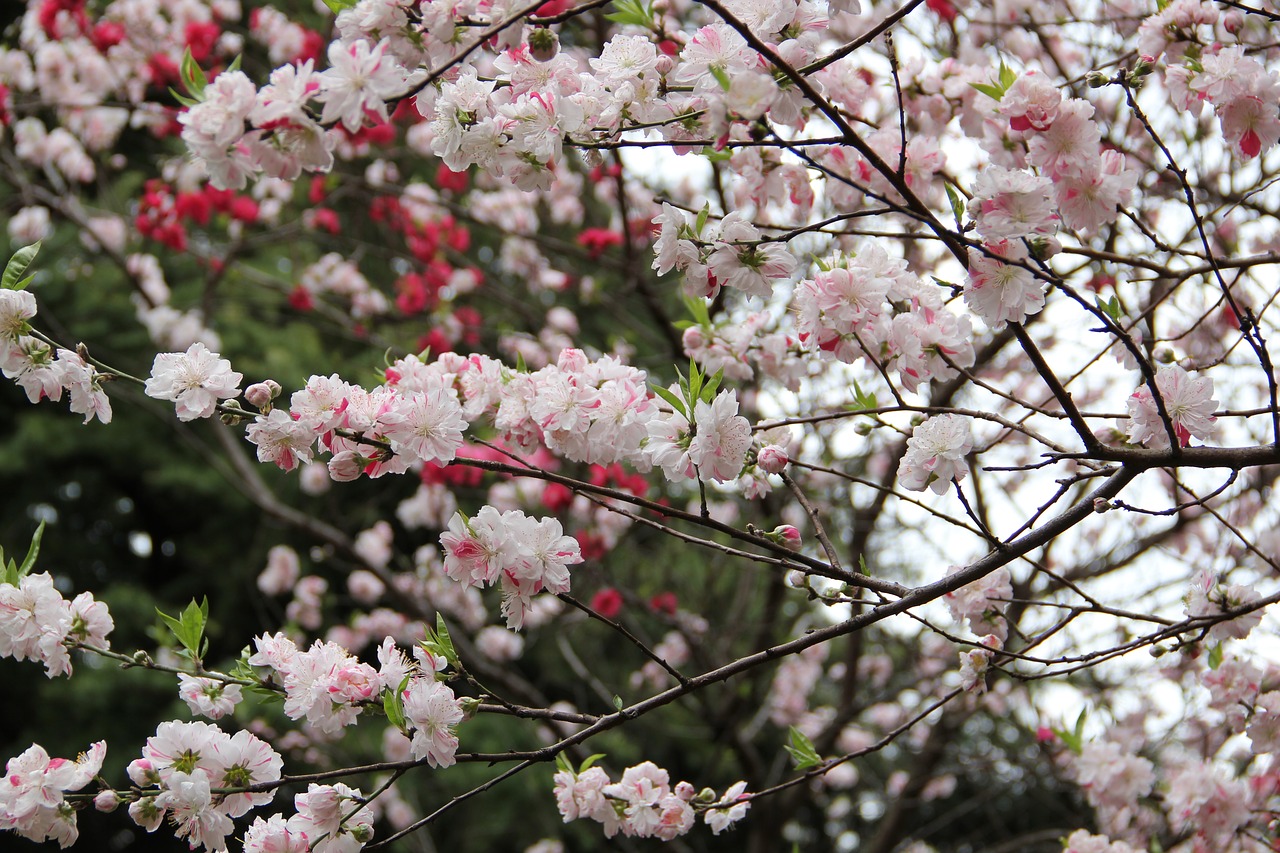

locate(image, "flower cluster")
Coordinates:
241 783 374 853
1 288 112 424
1184 570 1263 641
792 244 976 393
0 741 105 847
553 760 749 840
127 721 282 851
0 572 113 678
440 508 584 630
1173 44 1280 159
943 566 1012 644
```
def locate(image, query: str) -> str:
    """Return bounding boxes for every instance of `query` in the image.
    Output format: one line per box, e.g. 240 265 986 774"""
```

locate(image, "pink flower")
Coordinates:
402 677 465 768
317 38 407 133
965 242 1046 329
177 675 242 721
688 390 752 483
1124 364 1217 449
898 415 973 494
144 342 243 422
757 444 788 474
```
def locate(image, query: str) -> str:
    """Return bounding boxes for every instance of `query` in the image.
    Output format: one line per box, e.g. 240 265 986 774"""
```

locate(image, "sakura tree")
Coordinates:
1 0 1280 850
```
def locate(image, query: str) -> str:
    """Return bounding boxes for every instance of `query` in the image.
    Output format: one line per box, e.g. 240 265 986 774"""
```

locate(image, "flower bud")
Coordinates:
769 524 802 552
682 325 708 351
1085 71 1110 88
328 451 367 482
94 790 121 812
528 27 559 62
757 444 788 474
245 379 282 410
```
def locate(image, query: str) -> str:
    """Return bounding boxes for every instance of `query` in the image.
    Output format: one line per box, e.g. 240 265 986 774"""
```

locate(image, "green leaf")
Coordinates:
612 695 624 711
687 358 703 406
321 0 358 13
3 242 40 290
180 47 207 100
699 368 724 404
422 614 460 671
225 54 243 74
683 294 712 328
579 753 606 772
383 675 410 730
515 351 528 374
701 147 732 163
1053 708 1087 755
945 183 966 227
555 753 575 775
969 82 1005 101
156 598 208 656
1207 643 1223 670
650 383 688 420
998 60 1018 91
169 87 200 108
17 521 45 578
784 726 822 770
1095 295 1122 323
694 204 710 237
710 65 733 93
849 380 877 412
858 554 869 576
603 0 652 27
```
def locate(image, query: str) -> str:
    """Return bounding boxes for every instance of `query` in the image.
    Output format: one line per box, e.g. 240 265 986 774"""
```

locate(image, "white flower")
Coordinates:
688 390 752 483
898 415 973 494
144 343 243 422
1125 364 1217 449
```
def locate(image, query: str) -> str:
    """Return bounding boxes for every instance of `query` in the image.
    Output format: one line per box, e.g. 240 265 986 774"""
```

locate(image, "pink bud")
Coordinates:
94 790 121 812
245 380 281 409
327 450 366 482
757 444 788 474
772 524 802 552
682 325 708 351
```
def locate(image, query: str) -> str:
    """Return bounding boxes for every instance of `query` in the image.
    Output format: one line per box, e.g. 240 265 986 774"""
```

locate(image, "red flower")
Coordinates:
590 588 623 619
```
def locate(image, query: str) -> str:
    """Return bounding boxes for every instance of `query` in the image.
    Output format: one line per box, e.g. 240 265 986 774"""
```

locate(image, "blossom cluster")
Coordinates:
247 631 467 771
0 741 105 848
1 289 112 424
793 244 976 392
553 760 749 840
440 508 583 630
0 571 113 678
126 721 282 852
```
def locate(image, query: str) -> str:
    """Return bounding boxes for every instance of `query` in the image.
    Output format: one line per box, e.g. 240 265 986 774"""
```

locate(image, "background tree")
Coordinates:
1 0 1279 851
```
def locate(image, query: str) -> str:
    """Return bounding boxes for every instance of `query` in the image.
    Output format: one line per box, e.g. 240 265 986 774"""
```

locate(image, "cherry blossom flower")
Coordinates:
965 242 1046 329
401 677 465 768
898 414 973 494
0 740 105 848
1185 570 1263 641
144 342 243 422
967 166 1057 241
688 390 753 483
1124 364 1217 449
317 38 408 133
288 783 374 853
177 675 242 721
